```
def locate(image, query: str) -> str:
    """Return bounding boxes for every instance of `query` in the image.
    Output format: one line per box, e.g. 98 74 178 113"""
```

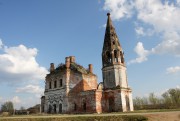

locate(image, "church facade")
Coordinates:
41 13 134 114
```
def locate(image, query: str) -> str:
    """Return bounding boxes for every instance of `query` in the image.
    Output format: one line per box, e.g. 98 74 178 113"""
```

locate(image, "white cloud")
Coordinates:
128 42 149 64
16 84 44 97
152 31 180 56
135 26 145 36
0 42 48 84
103 0 180 63
166 66 180 74
103 0 133 20
12 96 21 104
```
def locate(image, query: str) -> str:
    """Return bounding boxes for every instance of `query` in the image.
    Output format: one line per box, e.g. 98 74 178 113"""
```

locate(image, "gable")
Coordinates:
69 79 93 94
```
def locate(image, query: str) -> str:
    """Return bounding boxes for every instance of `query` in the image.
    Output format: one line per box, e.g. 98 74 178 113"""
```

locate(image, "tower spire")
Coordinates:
102 13 124 68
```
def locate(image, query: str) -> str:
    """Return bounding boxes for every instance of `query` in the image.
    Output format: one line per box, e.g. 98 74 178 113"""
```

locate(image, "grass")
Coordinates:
0 115 148 121
1 109 180 121
131 108 180 113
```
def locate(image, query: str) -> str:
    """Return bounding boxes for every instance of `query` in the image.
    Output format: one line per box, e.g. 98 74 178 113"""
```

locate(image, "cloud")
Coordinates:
152 31 180 56
128 42 149 64
135 26 145 36
166 66 180 74
103 0 180 63
103 0 133 20
0 41 48 85
16 84 44 97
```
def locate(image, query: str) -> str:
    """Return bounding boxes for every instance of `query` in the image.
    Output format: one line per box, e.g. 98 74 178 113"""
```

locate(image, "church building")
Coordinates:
41 13 134 114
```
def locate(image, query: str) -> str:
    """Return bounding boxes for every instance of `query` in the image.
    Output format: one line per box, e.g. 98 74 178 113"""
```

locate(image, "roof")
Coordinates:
50 62 90 74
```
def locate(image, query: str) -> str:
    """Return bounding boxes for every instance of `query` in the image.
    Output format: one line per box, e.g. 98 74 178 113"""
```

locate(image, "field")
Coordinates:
0 110 180 121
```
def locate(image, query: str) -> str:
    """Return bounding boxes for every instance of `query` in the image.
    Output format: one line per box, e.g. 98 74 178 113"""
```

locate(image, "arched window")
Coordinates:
49 82 51 89
60 79 63 87
54 81 57 88
106 51 111 63
112 41 115 45
120 51 124 63
114 50 118 62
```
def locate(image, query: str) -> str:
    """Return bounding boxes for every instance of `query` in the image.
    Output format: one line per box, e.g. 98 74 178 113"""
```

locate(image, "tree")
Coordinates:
168 88 180 107
149 93 158 105
1 101 14 114
133 96 149 109
20 106 25 110
162 92 172 108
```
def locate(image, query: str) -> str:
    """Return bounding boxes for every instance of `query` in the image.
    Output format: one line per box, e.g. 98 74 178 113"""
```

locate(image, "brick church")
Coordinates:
41 13 134 114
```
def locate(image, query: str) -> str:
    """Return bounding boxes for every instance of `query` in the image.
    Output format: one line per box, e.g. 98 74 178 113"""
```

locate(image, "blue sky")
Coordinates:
0 0 180 109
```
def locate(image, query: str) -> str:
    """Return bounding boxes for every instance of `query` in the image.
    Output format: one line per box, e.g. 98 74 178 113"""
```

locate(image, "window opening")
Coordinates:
60 79 63 87
54 81 57 88
49 82 51 89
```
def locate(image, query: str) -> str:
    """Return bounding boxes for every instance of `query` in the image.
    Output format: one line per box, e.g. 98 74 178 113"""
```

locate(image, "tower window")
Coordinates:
54 81 57 88
112 41 115 45
49 82 51 89
114 50 118 62
60 79 63 87
106 51 111 63
120 51 124 63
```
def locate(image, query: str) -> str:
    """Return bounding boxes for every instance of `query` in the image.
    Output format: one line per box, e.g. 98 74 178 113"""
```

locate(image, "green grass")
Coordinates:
0 115 148 121
131 108 180 113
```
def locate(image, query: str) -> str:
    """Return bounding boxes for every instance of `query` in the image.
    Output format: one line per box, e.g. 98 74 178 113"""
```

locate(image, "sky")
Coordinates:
0 0 180 109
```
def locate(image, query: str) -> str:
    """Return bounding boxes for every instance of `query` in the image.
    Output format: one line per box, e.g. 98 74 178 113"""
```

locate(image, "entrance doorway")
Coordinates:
53 104 56 113
109 97 115 112
125 96 130 111
59 103 62 113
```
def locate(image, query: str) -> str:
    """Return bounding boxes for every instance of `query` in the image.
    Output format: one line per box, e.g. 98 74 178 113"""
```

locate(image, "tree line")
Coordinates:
133 88 180 110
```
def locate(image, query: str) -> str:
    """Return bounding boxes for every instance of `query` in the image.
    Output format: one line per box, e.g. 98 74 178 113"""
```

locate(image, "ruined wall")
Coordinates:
82 74 97 90
68 90 97 113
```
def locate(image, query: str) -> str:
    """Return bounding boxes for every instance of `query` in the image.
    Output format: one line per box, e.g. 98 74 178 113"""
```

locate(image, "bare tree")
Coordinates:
1 101 14 114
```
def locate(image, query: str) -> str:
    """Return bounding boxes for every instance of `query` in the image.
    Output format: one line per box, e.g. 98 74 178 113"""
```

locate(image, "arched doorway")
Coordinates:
109 97 115 112
83 101 86 112
48 105 52 113
125 95 130 111
53 104 56 113
59 103 62 113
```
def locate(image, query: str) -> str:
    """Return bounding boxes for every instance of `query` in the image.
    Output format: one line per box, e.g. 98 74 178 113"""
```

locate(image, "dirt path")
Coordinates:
143 111 180 121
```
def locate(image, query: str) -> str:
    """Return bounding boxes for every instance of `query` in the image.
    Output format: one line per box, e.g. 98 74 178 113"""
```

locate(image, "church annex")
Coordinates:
41 13 134 114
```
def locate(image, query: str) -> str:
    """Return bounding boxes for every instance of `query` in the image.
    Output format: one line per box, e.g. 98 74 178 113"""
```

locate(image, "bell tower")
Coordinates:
102 13 128 89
